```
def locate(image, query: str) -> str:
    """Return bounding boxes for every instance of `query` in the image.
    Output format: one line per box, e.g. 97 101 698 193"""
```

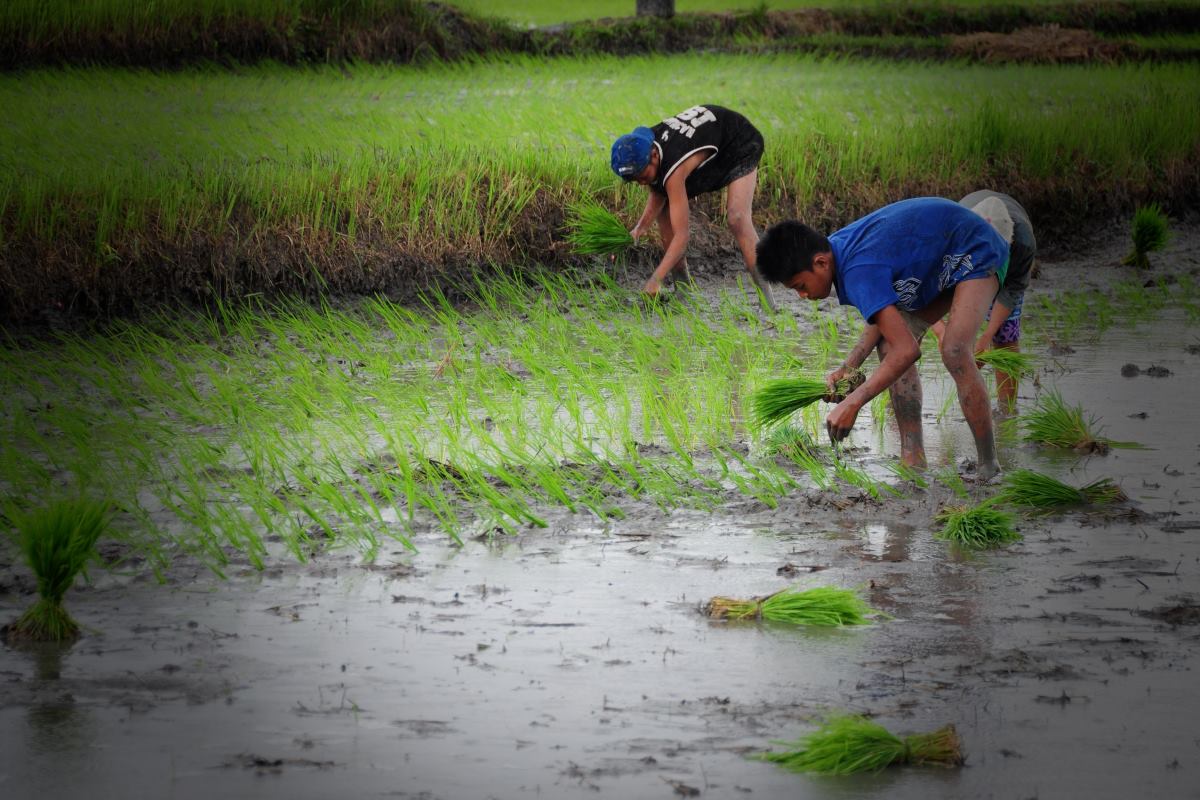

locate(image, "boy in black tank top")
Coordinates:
610 105 775 311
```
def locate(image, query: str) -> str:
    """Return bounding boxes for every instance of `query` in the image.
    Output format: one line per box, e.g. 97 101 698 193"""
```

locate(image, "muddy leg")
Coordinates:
941 277 1000 480
994 340 1019 416
726 170 776 313
878 339 926 468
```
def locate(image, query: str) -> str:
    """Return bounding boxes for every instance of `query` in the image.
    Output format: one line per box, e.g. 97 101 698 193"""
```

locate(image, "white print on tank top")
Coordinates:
662 105 718 139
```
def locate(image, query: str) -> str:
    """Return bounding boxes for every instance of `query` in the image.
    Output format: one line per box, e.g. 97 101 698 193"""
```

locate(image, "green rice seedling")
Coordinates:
563 199 633 256
749 370 863 430
935 503 1020 548
1022 390 1140 453
995 468 1127 510
934 466 969 499
762 423 820 459
1121 203 1170 269
704 586 879 627
5 499 110 643
758 714 963 775
833 458 899 499
975 348 1036 381
885 460 928 489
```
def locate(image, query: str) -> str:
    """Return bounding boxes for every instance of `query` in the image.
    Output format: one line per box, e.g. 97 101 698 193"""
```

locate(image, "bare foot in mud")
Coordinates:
960 458 1001 485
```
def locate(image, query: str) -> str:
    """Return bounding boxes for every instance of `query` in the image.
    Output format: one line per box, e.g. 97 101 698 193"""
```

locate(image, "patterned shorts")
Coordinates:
990 294 1023 346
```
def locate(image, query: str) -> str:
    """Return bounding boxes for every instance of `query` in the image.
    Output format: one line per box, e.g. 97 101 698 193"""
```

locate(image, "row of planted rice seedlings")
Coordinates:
1026 274 1200 346
21 260 1178 574
4 56 1199 254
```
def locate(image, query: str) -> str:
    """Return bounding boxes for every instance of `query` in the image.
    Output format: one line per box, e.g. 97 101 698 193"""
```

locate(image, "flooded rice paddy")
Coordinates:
2 234 1200 799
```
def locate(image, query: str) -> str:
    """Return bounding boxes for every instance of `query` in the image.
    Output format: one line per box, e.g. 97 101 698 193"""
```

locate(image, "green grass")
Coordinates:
705 586 880 626
452 0 1200 27
5 498 110 642
935 503 1020 548
2 54 1198 320
758 714 963 775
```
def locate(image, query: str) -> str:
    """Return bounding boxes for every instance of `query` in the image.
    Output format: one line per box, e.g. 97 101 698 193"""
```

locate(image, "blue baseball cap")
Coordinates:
610 126 655 179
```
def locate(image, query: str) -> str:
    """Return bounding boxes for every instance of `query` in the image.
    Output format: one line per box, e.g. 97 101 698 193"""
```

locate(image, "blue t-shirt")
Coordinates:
829 197 1009 323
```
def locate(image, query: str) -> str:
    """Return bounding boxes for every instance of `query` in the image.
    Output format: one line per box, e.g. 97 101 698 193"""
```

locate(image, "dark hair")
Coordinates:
755 221 831 285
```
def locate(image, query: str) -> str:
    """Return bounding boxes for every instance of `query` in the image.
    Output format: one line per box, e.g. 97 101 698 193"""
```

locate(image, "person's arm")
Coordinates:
630 192 665 242
826 305 920 442
826 324 881 389
643 152 706 294
974 298 1013 353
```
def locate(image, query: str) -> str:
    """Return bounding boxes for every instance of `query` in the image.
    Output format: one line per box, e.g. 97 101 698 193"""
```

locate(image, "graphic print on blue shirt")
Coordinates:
829 197 1008 323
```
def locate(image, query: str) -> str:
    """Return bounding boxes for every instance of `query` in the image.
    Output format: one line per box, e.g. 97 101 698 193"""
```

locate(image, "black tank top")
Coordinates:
648 105 757 197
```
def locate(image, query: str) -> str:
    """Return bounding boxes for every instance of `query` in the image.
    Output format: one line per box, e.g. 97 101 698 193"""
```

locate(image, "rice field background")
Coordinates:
4 3 1200 797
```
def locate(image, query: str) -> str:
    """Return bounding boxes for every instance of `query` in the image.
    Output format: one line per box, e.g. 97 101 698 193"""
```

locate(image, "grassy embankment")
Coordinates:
2 53 1198 321
6 0 1199 69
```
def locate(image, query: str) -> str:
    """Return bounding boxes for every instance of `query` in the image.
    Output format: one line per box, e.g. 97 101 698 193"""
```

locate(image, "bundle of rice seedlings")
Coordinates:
758 714 963 774
935 503 1020 548
975 348 1036 380
749 370 864 430
5 499 110 643
996 468 1126 509
563 200 633 256
704 586 878 626
1022 390 1121 453
1121 203 1170 269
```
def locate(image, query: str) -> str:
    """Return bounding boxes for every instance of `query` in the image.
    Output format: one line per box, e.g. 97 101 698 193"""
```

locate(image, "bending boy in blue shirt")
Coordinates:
755 197 1009 481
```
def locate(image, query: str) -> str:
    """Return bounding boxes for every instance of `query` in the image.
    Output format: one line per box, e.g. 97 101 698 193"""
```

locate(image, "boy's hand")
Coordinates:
824 366 848 391
973 337 992 369
642 276 663 296
826 399 860 443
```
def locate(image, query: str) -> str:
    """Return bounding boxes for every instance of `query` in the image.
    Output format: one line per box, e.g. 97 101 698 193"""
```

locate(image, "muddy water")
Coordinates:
3 320 1200 799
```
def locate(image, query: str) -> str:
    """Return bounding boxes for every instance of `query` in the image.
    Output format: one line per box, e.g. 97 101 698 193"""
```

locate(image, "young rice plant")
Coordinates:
1022 390 1139 453
996 468 1126 509
975 347 1036 381
749 370 864 430
758 714 963 775
935 503 1020 548
1122 203 1170 269
563 199 633 256
704 586 880 627
5 498 110 643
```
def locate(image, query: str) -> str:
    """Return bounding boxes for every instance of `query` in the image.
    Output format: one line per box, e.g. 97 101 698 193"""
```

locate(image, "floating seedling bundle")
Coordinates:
749 369 865 430
935 503 1020 548
4 499 110 643
564 200 633 255
1022 390 1139 454
758 714 963 774
996 468 1126 509
704 586 879 627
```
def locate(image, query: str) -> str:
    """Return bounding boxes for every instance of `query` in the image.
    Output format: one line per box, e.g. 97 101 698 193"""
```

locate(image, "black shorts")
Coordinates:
683 124 764 199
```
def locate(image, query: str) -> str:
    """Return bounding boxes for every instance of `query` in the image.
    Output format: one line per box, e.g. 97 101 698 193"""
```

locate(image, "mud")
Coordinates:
2 225 1200 799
